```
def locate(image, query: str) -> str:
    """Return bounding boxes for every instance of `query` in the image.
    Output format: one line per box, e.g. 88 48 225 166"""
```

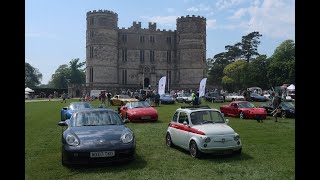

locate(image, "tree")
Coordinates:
47 58 86 89
244 55 270 89
207 52 231 88
25 62 43 88
224 42 242 62
241 32 262 62
222 60 248 91
267 40 295 86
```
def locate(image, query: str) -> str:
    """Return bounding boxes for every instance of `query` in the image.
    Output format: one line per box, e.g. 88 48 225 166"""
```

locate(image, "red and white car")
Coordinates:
220 101 267 121
166 105 242 158
119 101 158 122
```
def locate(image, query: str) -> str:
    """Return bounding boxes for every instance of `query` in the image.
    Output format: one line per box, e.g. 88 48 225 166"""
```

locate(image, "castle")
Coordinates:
85 9 207 93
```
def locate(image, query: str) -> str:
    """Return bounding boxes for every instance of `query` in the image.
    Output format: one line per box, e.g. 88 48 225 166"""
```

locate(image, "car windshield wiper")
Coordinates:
201 120 214 124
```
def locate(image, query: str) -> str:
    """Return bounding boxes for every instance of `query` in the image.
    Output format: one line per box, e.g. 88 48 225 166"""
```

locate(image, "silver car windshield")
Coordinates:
72 111 123 127
127 101 150 108
190 111 225 125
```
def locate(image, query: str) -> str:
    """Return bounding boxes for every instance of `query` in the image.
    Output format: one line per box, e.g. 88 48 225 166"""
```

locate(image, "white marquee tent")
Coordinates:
25 87 34 93
287 84 295 90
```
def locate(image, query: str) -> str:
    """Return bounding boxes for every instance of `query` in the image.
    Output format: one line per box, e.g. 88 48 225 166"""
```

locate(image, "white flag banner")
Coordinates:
158 76 166 96
199 78 207 97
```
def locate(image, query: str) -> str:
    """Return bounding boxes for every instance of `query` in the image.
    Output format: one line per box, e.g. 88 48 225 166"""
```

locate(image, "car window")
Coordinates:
70 103 92 110
172 112 178 122
191 110 225 125
72 111 123 127
178 112 189 124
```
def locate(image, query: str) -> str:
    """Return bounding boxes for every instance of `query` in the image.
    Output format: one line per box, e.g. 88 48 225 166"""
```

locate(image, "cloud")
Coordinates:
206 19 217 29
186 5 212 12
216 0 244 10
228 8 247 19
220 0 294 39
245 0 295 39
140 16 178 28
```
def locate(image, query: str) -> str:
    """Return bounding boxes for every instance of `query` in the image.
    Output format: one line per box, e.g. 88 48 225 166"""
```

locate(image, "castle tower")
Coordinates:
176 15 206 90
86 10 119 90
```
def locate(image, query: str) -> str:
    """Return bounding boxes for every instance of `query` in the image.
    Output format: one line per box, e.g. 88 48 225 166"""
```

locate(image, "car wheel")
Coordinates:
189 140 201 158
239 112 245 119
61 149 67 166
281 111 286 119
166 133 173 147
232 98 235 101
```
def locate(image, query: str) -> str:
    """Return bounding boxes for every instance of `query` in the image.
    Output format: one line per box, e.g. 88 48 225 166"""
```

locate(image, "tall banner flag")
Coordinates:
158 76 166 96
199 78 207 97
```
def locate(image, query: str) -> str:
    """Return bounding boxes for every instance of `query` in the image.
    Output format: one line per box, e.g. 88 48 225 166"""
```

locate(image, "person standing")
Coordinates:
193 92 200 106
107 92 112 106
154 92 160 107
61 91 67 103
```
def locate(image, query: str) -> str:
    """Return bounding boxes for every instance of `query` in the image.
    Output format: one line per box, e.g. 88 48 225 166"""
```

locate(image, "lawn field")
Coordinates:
25 99 295 180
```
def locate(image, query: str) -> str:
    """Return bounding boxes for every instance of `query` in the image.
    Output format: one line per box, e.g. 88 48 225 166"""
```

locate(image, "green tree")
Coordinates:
224 42 242 62
241 31 262 62
267 40 295 86
69 58 86 84
48 64 69 88
207 52 231 88
25 62 43 88
244 55 270 89
222 60 248 91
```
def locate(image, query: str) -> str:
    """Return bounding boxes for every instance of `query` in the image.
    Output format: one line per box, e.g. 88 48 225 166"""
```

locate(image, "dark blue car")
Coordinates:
60 102 94 121
250 93 268 102
160 94 175 104
58 108 135 165
259 102 295 118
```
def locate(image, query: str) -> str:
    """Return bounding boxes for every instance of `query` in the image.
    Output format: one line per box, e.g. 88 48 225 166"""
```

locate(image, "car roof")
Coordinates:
176 105 220 113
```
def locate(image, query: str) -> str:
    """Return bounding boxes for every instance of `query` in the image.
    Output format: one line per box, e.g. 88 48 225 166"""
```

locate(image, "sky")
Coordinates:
25 0 295 85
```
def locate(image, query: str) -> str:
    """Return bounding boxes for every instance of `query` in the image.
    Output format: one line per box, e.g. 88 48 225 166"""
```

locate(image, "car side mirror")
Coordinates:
123 119 129 123
221 113 224 117
62 107 68 110
58 121 67 126
183 121 188 126
225 119 229 124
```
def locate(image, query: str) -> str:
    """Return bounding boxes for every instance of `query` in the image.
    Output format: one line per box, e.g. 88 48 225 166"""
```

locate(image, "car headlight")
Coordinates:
204 137 211 143
234 134 240 141
66 134 80 146
121 131 133 144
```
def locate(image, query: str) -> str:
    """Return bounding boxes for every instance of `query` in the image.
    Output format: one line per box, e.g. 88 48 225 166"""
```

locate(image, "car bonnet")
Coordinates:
193 123 235 135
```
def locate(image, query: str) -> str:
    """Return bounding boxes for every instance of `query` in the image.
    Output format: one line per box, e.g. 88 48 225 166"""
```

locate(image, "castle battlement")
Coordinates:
177 15 206 22
87 9 118 16
118 21 174 33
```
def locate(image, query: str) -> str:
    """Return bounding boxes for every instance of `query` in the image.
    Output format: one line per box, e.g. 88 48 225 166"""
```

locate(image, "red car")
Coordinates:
220 101 267 120
119 101 158 122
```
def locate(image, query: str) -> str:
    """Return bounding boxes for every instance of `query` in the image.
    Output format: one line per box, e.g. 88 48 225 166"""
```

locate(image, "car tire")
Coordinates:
232 98 235 101
166 133 173 147
189 140 201 158
239 112 245 119
281 111 286 119
61 149 67 166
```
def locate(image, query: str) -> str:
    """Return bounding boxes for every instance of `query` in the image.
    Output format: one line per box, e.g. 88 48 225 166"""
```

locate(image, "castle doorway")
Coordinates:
76 90 80 97
144 78 150 88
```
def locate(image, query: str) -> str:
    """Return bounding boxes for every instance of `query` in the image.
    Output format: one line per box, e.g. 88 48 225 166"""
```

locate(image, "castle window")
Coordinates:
89 46 94 59
122 70 127 85
90 30 94 39
150 50 155 63
122 34 127 43
89 67 93 82
122 48 127 62
140 50 145 63
150 36 155 43
140 36 145 43
166 36 172 44
89 17 94 25
167 51 171 63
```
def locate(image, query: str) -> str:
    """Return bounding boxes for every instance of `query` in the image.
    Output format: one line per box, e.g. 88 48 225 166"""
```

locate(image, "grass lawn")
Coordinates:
25 99 295 180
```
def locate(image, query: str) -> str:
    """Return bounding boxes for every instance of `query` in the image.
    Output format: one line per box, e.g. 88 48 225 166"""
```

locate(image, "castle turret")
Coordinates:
176 15 206 89
86 10 119 90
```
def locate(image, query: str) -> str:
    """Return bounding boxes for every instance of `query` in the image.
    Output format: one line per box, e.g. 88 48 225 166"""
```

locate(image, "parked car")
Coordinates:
110 94 139 106
60 102 94 121
160 94 175 104
176 93 193 103
166 105 242 158
58 108 135 165
204 92 224 102
225 93 245 102
250 93 268 102
259 102 295 118
119 101 158 122
220 101 267 121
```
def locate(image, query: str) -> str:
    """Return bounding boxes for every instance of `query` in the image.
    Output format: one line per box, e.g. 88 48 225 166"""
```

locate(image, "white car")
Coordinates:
225 93 245 102
166 105 242 158
176 93 193 103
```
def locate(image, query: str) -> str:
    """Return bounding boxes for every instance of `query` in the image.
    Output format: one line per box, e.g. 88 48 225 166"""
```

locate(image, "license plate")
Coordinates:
90 151 115 158
141 116 151 120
